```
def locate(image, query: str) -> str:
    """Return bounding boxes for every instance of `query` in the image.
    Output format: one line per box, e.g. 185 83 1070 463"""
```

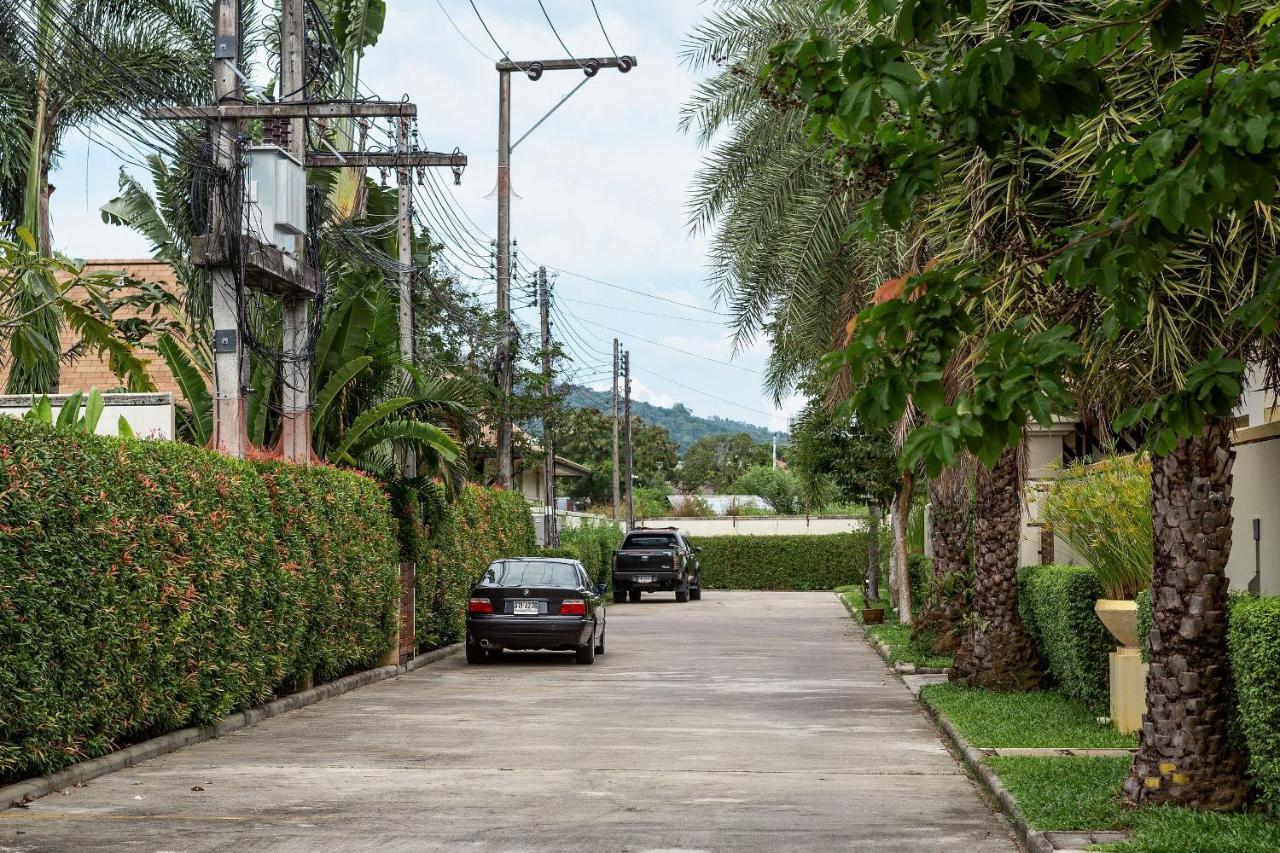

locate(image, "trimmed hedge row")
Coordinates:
0 418 398 783
418 484 536 648
691 532 869 590
1017 564 1113 713
1227 596 1280 815
560 521 623 587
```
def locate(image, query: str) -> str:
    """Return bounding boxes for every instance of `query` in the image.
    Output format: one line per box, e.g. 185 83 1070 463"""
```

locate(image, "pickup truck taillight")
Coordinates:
467 597 493 614
559 599 586 615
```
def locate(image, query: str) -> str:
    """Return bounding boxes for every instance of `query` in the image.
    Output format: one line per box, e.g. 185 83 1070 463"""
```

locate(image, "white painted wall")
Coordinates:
636 515 867 537
1226 436 1280 595
0 393 175 440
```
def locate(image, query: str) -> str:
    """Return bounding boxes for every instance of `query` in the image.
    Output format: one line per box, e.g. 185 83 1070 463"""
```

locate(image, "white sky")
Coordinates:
45 0 804 434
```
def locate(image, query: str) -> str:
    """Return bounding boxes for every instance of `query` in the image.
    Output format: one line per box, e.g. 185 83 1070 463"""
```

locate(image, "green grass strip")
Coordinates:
866 622 955 669
922 683 1137 749
986 756 1130 831
1093 806 1280 853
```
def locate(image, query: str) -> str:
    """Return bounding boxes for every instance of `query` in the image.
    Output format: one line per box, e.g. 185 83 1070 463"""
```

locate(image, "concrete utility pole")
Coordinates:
394 116 417 479
279 0 310 464
493 54 636 492
623 350 634 531
209 0 247 458
611 337 621 522
538 267 558 546
495 69 514 490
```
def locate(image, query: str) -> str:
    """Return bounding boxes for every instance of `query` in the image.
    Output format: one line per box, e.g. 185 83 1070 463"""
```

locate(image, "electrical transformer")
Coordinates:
244 145 307 264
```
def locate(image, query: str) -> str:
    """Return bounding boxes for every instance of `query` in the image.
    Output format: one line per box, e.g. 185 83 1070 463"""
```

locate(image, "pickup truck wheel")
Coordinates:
628 588 642 602
575 642 596 664
465 642 487 664
611 589 625 603
675 585 690 603
689 584 702 601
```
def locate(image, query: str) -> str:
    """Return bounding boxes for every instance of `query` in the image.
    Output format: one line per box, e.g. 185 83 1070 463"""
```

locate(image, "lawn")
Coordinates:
1094 807 1280 853
921 683 1137 749
986 756 1130 830
836 586 954 669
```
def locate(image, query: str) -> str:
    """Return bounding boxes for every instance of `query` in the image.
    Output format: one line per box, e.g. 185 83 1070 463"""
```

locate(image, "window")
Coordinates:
479 560 582 589
624 534 676 548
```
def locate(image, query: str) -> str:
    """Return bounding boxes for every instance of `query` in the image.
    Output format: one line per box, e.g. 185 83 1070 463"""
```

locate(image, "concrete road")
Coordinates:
1 591 1016 852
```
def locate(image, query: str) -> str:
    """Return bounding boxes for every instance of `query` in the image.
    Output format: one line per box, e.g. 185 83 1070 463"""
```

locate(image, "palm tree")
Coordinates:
0 0 208 392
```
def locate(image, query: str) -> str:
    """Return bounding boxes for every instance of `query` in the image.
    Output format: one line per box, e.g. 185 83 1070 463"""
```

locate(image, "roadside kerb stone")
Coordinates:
832 590 1127 853
832 591 950 675
1 643 460 812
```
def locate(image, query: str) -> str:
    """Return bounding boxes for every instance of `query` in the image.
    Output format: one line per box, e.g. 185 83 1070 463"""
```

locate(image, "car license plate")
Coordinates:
634 575 654 583
513 600 539 615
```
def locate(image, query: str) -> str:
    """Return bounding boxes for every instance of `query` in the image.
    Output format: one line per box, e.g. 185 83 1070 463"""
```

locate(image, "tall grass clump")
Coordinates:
1039 455 1152 599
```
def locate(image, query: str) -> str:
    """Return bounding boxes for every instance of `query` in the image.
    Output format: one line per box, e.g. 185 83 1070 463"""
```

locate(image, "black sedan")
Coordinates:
465 558 607 665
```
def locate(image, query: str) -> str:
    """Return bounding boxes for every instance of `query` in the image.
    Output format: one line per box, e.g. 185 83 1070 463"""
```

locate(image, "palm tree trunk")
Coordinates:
913 460 970 652
1124 419 1246 809
893 470 914 625
951 444 1041 690
866 501 881 603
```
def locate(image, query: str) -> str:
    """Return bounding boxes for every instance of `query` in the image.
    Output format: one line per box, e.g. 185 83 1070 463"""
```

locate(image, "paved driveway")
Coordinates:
1 591 1015 852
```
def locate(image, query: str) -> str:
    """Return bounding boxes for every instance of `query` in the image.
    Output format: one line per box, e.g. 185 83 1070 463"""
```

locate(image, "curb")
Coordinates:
833 591 950 675
2 643 461 812
918 694 1056 853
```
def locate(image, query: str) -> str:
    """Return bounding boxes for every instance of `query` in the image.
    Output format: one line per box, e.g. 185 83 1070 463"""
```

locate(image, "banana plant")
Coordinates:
23 387 133 437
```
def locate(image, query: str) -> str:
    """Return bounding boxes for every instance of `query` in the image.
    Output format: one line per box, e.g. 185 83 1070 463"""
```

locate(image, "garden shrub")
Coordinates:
0 417 399 783
1228 595 1280 815
418 485 536 648
908 554 931 611
1017 564 1113 713
560 520 623 587
538 547 579 559
691 532 869 590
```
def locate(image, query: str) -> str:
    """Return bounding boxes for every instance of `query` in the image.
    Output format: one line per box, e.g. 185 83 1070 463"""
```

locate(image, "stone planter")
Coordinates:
1095 599 1147 734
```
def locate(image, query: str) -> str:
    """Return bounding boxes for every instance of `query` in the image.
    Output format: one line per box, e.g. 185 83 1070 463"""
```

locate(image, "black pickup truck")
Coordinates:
612 527 703 603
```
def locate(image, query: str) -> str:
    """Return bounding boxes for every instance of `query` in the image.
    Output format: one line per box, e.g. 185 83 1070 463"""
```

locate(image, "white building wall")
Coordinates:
637 515 866 537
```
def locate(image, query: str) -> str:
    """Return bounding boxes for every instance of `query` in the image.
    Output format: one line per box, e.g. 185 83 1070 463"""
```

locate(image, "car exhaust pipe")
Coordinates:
479 639 493 649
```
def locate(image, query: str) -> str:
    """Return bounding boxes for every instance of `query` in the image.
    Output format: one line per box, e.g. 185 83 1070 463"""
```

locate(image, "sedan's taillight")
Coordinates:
467 597 493 614
559 599 586 615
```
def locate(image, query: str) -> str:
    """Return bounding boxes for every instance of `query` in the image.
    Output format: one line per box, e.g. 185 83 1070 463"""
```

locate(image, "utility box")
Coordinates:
244 145 306 263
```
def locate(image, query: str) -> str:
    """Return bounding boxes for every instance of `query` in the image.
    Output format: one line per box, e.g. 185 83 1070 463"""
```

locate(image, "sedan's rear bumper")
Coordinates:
467 615 591 650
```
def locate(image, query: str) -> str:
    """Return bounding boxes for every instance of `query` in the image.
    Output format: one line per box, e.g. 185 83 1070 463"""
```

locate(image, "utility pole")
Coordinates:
495 68 514 490
209 0 246 459
538 267 557 546
611 337 621 522
493 54 636 492
279 0 309 464
394 115 416 478
772 433 778 469
624 350 634 531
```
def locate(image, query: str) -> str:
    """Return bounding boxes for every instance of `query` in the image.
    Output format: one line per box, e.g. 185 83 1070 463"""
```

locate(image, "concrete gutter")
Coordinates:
831 591 1123 853
2 644 460 812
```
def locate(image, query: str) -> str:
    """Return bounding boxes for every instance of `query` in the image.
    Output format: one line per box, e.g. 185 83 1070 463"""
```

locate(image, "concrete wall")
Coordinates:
636 515 866 537
0 392 175 440
532 510 624 547
1226 429 1280 595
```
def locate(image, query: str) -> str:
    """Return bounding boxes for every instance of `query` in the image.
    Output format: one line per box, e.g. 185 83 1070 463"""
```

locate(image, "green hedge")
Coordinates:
1017 564 1112 713
0 418 398 783
418 485 536 648
1228 596 1280 815
692 532 869 590
560 521 623 587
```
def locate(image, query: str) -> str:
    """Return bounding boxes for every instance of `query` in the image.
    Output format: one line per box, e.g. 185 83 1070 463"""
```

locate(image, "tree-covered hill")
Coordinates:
563 385 781 452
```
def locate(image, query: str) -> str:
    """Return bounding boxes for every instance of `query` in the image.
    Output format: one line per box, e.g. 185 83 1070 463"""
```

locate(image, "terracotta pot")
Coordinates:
862 607 885 625
1095 599 1140 648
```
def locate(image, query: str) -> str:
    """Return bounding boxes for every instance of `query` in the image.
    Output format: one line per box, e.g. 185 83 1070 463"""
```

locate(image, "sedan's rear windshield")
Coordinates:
480 560 581 588
624 534 676 548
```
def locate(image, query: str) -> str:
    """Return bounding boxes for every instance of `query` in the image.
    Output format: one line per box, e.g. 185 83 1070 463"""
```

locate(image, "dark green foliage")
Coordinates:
538 547 579 559
1017 564 1113 713
907 554 931 611
563 385 777 452
1228 596 1280 815
559 522 623 587
0 418 398 783
418 485 536 648
1136 588 1153 664
692 533 868 590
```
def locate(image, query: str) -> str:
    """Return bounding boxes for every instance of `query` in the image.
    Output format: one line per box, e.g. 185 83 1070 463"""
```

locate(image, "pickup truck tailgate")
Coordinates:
615 548 674 571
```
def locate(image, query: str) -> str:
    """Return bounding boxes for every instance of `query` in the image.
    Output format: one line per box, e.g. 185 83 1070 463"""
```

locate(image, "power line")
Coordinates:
536 0 584 68
632 364 781 421
558 294 725 326
434 0 495 61
590 0 620 58
569 315 763 375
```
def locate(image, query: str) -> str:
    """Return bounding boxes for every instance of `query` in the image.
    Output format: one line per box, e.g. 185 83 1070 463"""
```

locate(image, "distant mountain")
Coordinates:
563 385 782 452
